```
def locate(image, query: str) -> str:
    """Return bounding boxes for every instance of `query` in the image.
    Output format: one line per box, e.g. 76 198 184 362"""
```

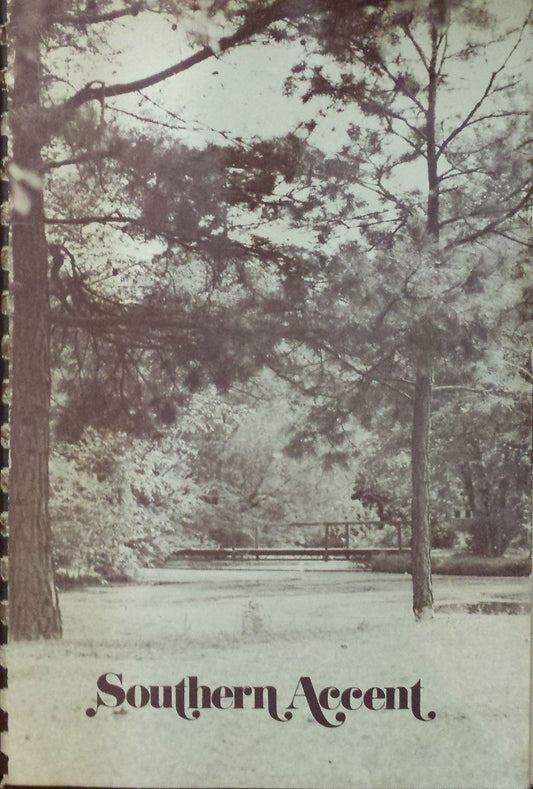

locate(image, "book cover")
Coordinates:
2 1 531 787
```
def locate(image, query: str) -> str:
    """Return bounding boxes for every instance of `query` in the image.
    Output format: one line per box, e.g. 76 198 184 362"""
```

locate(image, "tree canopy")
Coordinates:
8 0 532 637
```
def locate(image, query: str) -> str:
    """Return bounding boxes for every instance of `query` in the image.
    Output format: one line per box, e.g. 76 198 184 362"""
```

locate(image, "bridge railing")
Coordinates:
170 519 409 562
282 520 408 561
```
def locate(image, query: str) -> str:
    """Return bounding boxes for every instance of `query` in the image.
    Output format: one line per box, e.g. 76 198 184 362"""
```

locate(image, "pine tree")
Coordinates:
9 0 387 639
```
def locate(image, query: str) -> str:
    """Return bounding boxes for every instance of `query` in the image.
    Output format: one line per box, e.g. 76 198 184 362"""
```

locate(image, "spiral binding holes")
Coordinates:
0 0 8 779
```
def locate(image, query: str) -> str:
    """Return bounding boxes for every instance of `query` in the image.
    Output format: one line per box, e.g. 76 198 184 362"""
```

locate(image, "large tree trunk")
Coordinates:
409 19 440 620
8 0 62 639
411 360 434 620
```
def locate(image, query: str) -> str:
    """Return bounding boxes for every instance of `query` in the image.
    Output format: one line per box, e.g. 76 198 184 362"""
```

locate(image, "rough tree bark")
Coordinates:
9 0 62 639
411 362 434 619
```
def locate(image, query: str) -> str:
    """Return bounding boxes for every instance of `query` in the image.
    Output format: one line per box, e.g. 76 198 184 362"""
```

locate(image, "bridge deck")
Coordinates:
170 547 408 561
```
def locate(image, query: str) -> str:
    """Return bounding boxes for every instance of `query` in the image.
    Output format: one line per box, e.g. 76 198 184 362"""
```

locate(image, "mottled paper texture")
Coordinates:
4 0 532 787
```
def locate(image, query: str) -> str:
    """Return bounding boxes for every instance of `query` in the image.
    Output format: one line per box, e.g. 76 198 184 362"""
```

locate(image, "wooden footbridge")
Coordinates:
171 520 409 562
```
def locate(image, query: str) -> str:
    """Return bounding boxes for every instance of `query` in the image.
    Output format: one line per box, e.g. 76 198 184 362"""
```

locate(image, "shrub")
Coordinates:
50 429 202 582
368 551 530 576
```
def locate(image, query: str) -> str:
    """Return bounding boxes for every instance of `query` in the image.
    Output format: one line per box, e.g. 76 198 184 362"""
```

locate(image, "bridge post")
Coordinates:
254 524 259 560
396 522 403 551
344 521 349 552
324 524 329 562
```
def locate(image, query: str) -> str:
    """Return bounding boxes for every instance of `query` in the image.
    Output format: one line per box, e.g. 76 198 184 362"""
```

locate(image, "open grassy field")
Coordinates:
5 562 530 788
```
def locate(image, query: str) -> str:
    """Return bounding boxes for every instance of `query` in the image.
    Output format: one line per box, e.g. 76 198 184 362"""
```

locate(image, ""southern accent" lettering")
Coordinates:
85 673 436 727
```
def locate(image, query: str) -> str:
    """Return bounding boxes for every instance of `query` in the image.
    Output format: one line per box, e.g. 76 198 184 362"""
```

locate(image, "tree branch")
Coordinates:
50 3 143 26
437 15 530 159
54 1 299 112
444 183 533 250
44 213 140 226
41 150 116 171
401 21 429 71
433 385 515 398
55 0 388 115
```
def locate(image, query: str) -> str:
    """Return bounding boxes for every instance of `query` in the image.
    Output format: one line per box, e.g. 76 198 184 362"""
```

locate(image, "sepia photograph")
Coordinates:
3 0 532 786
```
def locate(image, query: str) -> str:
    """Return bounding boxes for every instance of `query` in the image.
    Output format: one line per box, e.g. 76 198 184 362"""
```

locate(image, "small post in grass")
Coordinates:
345 520 350 555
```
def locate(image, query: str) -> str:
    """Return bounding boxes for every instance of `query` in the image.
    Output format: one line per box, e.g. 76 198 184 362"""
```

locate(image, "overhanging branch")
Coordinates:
50 3 143 26
54 0 389 115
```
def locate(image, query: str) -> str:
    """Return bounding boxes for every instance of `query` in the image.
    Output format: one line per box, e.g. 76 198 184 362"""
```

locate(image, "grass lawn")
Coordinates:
5 563 530 788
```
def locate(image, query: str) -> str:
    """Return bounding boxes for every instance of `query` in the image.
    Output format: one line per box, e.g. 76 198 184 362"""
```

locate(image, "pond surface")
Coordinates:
137 560 530 614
